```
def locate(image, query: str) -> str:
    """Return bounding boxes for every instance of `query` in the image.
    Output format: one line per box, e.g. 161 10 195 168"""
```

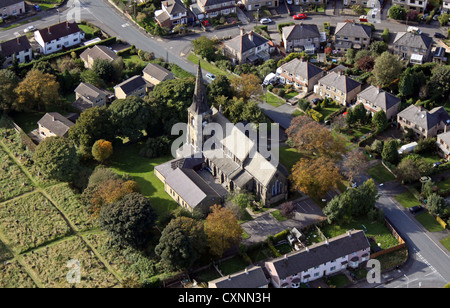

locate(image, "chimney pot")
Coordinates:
240 26 244 36
48 27 51 34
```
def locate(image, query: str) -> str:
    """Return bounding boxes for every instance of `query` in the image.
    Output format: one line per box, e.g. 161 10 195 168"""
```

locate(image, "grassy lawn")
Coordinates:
394 191 420 208
187 53 229 77
78 24 98 38
278 145 302 172
284 91 299 100
367 163 396 184
109 142 178 218
271 209 288 221
259 92 285 107
320 106 340 121
437 177 450 191
440 236 450 252
415 212 445 232
326 273 350 288
217 255 250 275
331 130 356 151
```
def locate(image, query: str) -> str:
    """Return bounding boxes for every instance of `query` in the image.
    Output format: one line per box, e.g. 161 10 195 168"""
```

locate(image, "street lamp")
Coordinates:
403 274 409 288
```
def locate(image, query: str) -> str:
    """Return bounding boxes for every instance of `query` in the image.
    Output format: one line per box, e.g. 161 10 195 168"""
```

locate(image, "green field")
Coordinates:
278 145 302 172
187 53 229 78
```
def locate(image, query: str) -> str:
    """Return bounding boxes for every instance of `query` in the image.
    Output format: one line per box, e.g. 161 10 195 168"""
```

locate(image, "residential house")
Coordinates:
154 0 192 28
241 0 279 11
315 71 362 106
432 47 447 64
265 230 371 288
0 0 25 18
436 131 450 160
276 58 325 93
142 62 175 87
37 112 75 139
222 28 270 64
208 266 269 288
282 23 321 54
397 105 450 138
391 31 433 64
196 0 236 18
334 22 372 53
392 0 428 13
356 85 401 121
161 63 288 207
34 21 85 55
114 75 147 99
298 0 326 5
73 82 110 111
444 0 450 13
0 35 32 68
343 0 377 7
79 45 119 69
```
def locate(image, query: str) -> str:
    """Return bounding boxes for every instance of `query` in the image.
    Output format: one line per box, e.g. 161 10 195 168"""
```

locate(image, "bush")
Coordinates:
381 28 389 43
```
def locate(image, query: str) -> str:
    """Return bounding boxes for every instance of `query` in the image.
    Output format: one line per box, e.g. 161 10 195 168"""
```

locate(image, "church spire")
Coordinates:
189 61 210 115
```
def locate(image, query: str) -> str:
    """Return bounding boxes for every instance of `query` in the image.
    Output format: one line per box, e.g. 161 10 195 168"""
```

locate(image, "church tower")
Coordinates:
187 62 212 153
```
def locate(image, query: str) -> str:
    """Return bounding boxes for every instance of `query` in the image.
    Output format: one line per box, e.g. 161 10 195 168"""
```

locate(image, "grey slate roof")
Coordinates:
357 85 401 111
162 0 187 15
0 35 31 57
38 112 74 136
437 131 450 148
75 82 105 100
393 32 432 50
319 71 361 94
114 75 146 95
199 0 233 7
0 0 23 7
164 168 220 209
79 45 119 63
209 266 269 288
279 58 324 80
224 31 269 54
142 63 174 82
154 156 204 179
282 23 320 41
266 230 370 280
398 105 450 131
335 22 372 38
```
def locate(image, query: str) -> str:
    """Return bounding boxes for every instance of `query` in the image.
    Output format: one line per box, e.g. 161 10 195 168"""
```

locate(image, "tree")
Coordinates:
373 52 404 88
14 70 61 111
389 5 406 20
342 149 368 184
357 55 375 72
382 139 400 165
99 192 157 249
372 110 388 133
290 157 342 199
280 201 296 219
92 58 115 83
369 41 388 55
437 13 449 26
80 69 104 88
230 74 262 101
207 75 232 106
323 195 345 224
33 136 79 182
0 69 18 113
428 65 450 100
192 37 216 61
395 158 420 183
155 216 207 271
427 193 447 217
204 204 243 257
92 139 113 163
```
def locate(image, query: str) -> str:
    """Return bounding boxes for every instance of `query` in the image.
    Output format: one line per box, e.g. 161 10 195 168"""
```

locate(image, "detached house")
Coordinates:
154 0 191 28
114 75 147 99
392 0 428 13
196 0 236 18
282 23 321 54
37 112 75 139
0 0 25 18
334 22 372 53
223 28 270 64
436 131 450 161
276 58 325 93
397 105 450 139
79 45 119 69
315 71 362 106
73 82 110 111
142 62 175 87
34 21 85 55
265 230 371 288
356 85 401 121
391 32 433 64
0 35 32 68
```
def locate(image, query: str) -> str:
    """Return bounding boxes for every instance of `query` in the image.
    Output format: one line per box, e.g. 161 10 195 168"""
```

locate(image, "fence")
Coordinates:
370 217 406 259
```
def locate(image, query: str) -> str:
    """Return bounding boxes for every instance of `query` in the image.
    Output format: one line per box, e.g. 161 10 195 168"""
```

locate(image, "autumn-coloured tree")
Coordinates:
204 204 243 258
342 148 368 184
290 157 342 199
14 69 61 111
230 74 262 101
92 139 113 163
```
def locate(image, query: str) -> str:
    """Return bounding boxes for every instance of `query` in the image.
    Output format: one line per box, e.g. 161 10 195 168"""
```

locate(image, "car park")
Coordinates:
293 13 307 20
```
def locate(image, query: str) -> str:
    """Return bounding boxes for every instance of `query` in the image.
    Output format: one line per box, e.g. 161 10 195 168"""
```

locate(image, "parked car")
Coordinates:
433 161 443 168
202 20 210 27
205 73 216 81
24 25 37 33
409 205 424 214
311 98 323 104
34 5 41 12
260 18 272 24
434 32 446 39
293 13 307 20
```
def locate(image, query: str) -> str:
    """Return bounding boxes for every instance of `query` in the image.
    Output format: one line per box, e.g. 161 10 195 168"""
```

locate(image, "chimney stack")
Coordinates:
48 27 51 35
347 230 352 237
240 26 244 36
17 37 20 45
305 246 310 252
248 30 253 42
325 238 329 245
66 21 69 29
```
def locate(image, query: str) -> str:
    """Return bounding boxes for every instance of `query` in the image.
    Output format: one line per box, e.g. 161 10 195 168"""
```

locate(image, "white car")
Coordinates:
205 73 216 81
260 18 272 24
24 25 37 33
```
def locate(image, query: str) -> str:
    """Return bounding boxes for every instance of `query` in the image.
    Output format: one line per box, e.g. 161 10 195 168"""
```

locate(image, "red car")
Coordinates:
202 20 211 27
293 13 307 20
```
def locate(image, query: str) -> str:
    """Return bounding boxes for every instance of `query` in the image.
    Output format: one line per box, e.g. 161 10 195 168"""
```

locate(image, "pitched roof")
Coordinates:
282 23 320 41
37 21 82 43
114 75 146 95
335 22 372 38
75 82 106 100
0 0 23 7
392 32 432 49
79 45 119 63
265 230 370 280
223 31 269 54
142 62 174 82
164 168 220 208
188 62 210 115
162 0 187 15
209 266 269 288
357 85 401 111
154 156 204 179
37 112 74 136
278 58 324 80
319 71 361 93
398 105 450 131
199 0 233 6
0 35 31 57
